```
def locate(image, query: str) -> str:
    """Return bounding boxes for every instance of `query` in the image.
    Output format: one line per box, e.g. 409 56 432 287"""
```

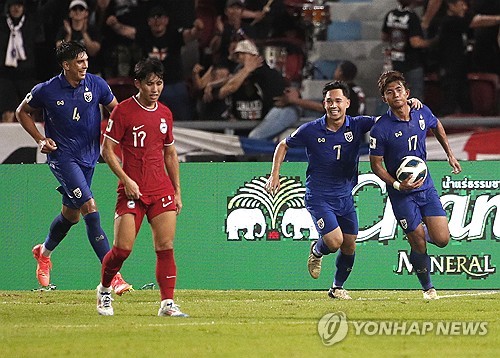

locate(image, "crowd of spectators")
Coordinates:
0 0 499 138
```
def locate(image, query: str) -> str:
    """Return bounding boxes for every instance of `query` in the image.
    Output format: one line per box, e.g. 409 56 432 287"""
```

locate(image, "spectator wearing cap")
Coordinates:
106 5 204 121
56 0 102 74
209 0 257 71
216 39 299 140
0 0 38 122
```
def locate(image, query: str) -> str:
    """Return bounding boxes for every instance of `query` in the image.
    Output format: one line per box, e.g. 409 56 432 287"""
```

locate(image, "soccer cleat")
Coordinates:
423 287 439 300
328 287 352 300
96 285 114 316
32 244 52 287
307 240 322 279
158 300 189 317
111 272 133 296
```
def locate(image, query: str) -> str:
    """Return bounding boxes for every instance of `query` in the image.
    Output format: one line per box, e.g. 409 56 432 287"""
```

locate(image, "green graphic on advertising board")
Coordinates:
0 161 497 290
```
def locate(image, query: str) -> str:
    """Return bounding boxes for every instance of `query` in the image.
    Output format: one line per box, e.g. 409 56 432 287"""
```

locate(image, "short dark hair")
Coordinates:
134 58 164 82
55 41 87 66
322 80 351 99
377 70 408 96
338 61 357 82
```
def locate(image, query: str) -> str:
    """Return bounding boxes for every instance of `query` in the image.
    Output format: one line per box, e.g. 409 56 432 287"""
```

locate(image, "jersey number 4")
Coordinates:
72 107 80 121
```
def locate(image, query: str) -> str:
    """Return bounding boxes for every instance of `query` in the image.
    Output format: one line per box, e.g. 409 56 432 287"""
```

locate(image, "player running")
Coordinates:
369 70 461 299
16 41 131 294
266 80 421 300
96 58 187 317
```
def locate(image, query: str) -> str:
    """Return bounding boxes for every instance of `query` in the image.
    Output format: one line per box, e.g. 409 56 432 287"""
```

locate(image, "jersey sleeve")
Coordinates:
355 115 377 134
96 76 115 106
423 105 438 129
104 105 126 143
285 123 308 148
25 82 45 109
369 123 386 156
164 107 175 146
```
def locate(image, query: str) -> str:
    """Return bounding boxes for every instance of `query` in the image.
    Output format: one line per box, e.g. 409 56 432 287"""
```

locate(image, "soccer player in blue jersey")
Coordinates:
16 41 132 294
369 70 461 300
266 81 421 300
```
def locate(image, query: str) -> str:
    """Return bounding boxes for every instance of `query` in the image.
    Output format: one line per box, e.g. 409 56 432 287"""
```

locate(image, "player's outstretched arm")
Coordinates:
430 120 462 174
265 139 289 196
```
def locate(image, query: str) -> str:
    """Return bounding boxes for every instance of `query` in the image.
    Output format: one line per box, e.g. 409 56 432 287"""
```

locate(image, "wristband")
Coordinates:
392 181 401 191
38 139 47 151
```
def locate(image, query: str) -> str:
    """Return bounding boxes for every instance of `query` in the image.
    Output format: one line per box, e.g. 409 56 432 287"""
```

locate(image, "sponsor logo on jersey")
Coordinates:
160 118 167 134
317 137 326 143
56 100 64 106
133 125 144 130
369 136 376 149
127 200 135 209
395 131 403 137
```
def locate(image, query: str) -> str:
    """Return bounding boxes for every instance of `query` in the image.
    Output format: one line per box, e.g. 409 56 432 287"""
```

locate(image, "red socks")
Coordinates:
101 246 131 287
156 249 176 301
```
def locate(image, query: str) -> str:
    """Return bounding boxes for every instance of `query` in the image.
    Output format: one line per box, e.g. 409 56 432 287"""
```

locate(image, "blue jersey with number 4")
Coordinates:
369 105 437 192
26 73 114 167
286 115 375 198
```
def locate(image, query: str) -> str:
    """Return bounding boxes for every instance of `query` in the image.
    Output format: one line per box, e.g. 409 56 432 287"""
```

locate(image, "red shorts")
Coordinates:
115 190 176 232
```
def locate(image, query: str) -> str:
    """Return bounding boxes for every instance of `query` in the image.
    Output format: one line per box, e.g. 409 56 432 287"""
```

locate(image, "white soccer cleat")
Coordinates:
307 240 322 279
423 287 439 300
158 299 189 317
328 287 352 300
96 284 114 316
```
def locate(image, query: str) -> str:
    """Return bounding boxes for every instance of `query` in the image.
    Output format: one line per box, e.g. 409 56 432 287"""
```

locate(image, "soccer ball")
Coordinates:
396 156 428 184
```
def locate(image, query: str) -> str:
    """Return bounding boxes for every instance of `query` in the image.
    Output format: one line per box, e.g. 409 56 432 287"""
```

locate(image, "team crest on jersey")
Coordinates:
344 130 353 142
127 200 135 209
419 115 425 130
73 187 82 199
399 218 408 230
160 118 167 134
84 87 92 102
317 218 325 230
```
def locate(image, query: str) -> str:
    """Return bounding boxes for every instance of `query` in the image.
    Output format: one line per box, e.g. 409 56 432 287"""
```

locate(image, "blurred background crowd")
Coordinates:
0 0 498 139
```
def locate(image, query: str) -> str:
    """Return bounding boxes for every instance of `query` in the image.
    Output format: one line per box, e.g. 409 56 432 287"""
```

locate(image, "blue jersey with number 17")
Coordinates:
286 115 375 198
369 105 437 192
26 73 114 167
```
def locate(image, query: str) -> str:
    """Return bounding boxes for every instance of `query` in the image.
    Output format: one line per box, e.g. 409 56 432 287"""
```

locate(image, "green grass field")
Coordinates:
1 289 499 357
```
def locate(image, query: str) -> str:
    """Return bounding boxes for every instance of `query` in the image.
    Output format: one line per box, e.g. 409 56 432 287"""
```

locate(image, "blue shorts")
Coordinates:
305 193 359 236
389 186 446 234
49 160 95 209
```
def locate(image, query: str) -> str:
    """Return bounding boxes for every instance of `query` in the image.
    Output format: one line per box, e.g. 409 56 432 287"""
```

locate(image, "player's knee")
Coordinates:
433 236 449 248
80 198 98 216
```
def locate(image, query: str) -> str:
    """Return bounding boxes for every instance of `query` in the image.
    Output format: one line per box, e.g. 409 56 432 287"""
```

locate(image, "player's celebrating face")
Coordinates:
323 89 350 123
382 81 409 110
62 51 88 85
136 74 164 108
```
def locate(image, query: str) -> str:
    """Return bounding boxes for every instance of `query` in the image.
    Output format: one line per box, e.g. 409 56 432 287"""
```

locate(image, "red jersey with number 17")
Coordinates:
104 96 175 196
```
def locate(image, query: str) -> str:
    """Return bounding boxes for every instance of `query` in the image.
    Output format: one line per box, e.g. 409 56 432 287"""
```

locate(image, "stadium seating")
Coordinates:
423 72 442 114
463 129 500 160
107 76 137 102
467 73 499 116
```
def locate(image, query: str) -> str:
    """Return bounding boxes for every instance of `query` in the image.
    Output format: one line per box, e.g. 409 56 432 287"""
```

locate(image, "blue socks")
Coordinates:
409 250 433 291
313 238 333 256
83 212 110 262
333 251 355 288
44 213 76 251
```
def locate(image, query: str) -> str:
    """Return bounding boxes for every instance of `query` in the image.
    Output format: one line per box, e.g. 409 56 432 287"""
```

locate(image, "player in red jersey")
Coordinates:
96 57 187 317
